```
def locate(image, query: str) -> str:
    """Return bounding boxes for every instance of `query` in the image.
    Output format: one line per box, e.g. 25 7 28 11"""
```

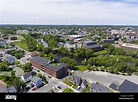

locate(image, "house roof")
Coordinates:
71 75 82 85
83 44 102 49
82 79 88 86
0 80 7 92
31 76 42 83
109 83 119 91
30 56 51 66
91 83 108 93
8 86 17 93
118 79 138 92
23 72 32 79
31 56 68 71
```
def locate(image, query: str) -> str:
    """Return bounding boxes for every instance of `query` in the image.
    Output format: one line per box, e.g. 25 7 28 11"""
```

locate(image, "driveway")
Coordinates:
13 67 24 77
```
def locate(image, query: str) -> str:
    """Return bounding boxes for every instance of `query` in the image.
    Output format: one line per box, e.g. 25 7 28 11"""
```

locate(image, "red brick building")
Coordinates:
30 56 68 78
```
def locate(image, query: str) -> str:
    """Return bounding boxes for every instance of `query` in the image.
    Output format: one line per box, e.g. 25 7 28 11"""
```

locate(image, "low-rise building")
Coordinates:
9 36 17 40
21 72 33 83
31 76 43 88
119 43 138 51
4 56 16 64
91 83 108 93
83 44 104 52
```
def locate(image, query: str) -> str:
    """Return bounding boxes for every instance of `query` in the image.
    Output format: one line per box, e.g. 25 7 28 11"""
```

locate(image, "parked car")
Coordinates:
48 76 51 78
25 86 30 91
57 86 61 89
32 87 37 91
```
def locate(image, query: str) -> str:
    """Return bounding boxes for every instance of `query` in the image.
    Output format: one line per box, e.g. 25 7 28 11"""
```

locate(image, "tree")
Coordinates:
43 47 53 54
37 73 42 78
58 47 69 55
21 63 32 72
81 59 87 65
75 48 86 58
85 49 94 58
0 61 9 71
87 64 91 70
60 57 69 63
48 52 56 61
12 78 25 92
68 59 77 69
37 44 44 52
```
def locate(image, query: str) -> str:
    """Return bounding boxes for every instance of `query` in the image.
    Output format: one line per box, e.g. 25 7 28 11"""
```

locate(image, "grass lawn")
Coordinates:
63 77 73 86
72 84 78 89
0 71 11 77
75 65 88 71
62 88 73 93
14 41 28 51
82 85 90 92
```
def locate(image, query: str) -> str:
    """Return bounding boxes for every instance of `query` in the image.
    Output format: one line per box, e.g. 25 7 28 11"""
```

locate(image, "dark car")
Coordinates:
48 76 51 78
25 87 30 91
57 86 61 89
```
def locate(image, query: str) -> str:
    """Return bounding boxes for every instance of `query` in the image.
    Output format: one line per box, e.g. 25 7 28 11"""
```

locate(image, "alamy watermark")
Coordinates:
5 95 17 100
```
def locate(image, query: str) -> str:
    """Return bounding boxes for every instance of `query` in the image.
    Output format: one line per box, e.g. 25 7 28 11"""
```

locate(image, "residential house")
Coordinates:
0 80 8 92
7 86 17 93
91 83 108 93
31 76 43 88
21 72 33 83
81 79 88 89
82 41 97 47
100 39 115 44
4 56 16 64
4 48 15 54
0 53 3 57
9 36 17 40
71 75 82 85
109 83 119 92
83 44 104 52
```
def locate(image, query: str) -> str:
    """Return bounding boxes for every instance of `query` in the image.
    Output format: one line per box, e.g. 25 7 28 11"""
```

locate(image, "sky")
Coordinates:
0 0 138 25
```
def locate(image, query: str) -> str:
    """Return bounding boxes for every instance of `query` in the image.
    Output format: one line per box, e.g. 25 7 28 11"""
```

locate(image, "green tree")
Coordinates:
21 63 32 72
43 47 53 54
60 57 69 63
85 49 94 58
68 59 77 69
12 78 25 92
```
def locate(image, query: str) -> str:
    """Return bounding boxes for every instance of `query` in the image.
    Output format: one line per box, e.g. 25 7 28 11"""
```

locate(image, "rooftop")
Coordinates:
122 43 138 49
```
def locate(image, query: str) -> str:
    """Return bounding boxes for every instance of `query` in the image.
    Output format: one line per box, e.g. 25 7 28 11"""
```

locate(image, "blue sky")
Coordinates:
0 0 138 25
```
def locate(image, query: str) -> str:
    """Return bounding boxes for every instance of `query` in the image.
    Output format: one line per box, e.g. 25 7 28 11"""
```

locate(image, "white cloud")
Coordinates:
0 0 138 25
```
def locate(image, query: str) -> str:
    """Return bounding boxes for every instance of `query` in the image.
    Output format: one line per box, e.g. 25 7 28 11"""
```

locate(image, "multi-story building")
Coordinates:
30 56 68 78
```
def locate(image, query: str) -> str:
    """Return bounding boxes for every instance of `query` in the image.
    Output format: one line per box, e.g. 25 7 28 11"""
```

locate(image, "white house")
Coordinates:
21 72 33 83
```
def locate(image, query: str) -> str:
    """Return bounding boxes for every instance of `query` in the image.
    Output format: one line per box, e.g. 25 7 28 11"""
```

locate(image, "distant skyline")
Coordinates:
0 0 138 25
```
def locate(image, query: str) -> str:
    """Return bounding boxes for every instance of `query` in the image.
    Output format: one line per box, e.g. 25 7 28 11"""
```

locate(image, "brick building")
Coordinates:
30 56 68 78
